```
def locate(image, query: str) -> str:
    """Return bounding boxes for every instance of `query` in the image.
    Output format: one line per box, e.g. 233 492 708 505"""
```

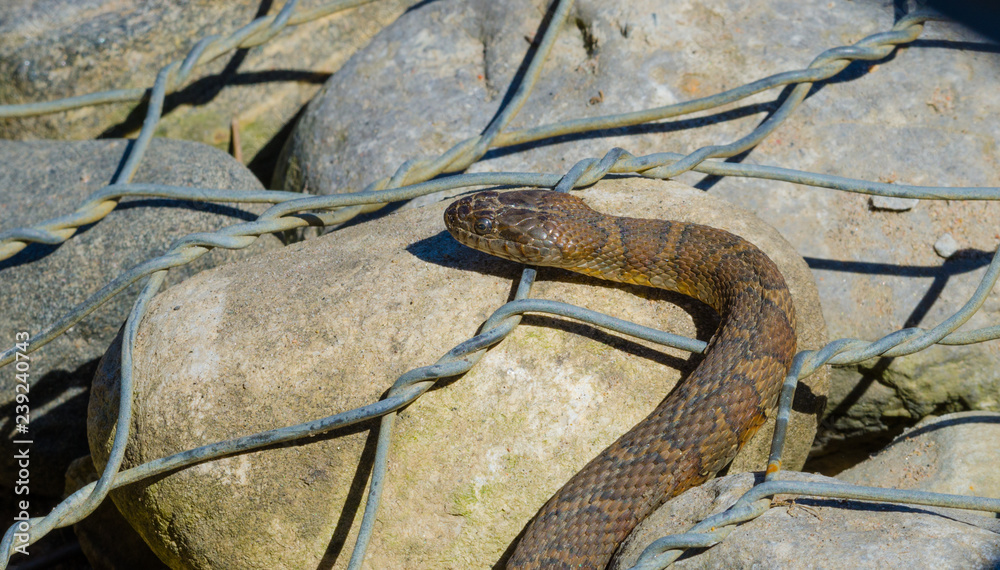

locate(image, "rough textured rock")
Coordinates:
0 138 282 518
933 232 959 258
88 179 826 569
870 195 919 212
276 0 1000 463
66 455 168 570
617 410 1000 568
0 0 415 175
614 470 1000 569
838 411 1000 504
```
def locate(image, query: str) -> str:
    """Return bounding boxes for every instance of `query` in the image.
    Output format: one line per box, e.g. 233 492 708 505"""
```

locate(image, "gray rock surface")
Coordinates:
838 411 1000 503
277 0 1000 463
0 0 415 172
870 195 918 212
65 455 168 570
88 179 826 569
0 138 282 517
933 232 959 258
614 470 1000 569
617 410 1000 568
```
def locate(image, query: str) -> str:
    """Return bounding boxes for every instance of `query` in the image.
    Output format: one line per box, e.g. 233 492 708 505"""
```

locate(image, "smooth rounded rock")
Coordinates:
0 138 282 517
277 0 1000 462
88 178 826 568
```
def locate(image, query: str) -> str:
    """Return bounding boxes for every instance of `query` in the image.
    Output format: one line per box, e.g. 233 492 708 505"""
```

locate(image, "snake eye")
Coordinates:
473 218 493 235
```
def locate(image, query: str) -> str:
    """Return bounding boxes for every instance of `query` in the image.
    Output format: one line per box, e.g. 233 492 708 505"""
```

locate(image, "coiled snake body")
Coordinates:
444 190 796 569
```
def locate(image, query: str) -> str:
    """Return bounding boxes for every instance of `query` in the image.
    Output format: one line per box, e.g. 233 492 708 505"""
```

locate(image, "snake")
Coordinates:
443 189 797 569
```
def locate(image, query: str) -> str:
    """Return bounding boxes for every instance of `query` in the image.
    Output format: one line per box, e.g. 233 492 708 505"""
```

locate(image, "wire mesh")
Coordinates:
1 1 999 568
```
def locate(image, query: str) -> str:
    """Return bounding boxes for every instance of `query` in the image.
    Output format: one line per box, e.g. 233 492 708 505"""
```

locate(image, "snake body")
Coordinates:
443 189 796 569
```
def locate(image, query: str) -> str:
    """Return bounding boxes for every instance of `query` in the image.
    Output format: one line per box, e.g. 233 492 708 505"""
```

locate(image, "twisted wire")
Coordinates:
0 10 945 262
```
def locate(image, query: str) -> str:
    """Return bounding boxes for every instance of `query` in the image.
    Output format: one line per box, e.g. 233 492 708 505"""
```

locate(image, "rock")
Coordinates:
65 456 168 570
838 411 1000 504
619 411 1000 567
613 470 1000 569
870 196 919 212
88 179 826 568
276 0 1000 467
0 0 415 176
0 138 282 519
933 232 959 258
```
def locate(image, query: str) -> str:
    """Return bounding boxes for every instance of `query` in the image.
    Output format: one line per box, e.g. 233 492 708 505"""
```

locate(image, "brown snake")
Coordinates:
443 189 797 569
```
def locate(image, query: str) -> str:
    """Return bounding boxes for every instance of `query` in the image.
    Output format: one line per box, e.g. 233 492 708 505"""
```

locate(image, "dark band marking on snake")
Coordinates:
443 189 797 569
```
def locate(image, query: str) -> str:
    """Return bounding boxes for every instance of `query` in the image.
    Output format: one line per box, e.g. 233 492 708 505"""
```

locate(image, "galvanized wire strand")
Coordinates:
0 0 371 119
631 475 1000 570
109 62 178 186
0 9 949 261
465 0 576 164
347 267 534 569
0 88 148 119
73 270 165 521
493 11 943 149
628 528 735 570
635 17 929 181
2 155 998 263
346 414 395 570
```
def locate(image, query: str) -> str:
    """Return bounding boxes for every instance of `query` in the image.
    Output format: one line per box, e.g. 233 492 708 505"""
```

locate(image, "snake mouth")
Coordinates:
447 224 534 264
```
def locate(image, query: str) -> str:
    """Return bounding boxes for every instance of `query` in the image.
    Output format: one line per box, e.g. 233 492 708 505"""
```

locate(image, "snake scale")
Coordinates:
444 189 797 569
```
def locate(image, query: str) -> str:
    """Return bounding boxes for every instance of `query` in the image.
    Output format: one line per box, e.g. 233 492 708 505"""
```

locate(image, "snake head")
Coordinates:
444 189 597 266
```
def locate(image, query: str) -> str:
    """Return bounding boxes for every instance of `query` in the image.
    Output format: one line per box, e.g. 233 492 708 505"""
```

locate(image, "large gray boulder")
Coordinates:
88 179 826 568
614 470 1000 569
616 410 1000 568
0 0 416 170
838 411 1000 502
0 138 282 517
276 0 1000 463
